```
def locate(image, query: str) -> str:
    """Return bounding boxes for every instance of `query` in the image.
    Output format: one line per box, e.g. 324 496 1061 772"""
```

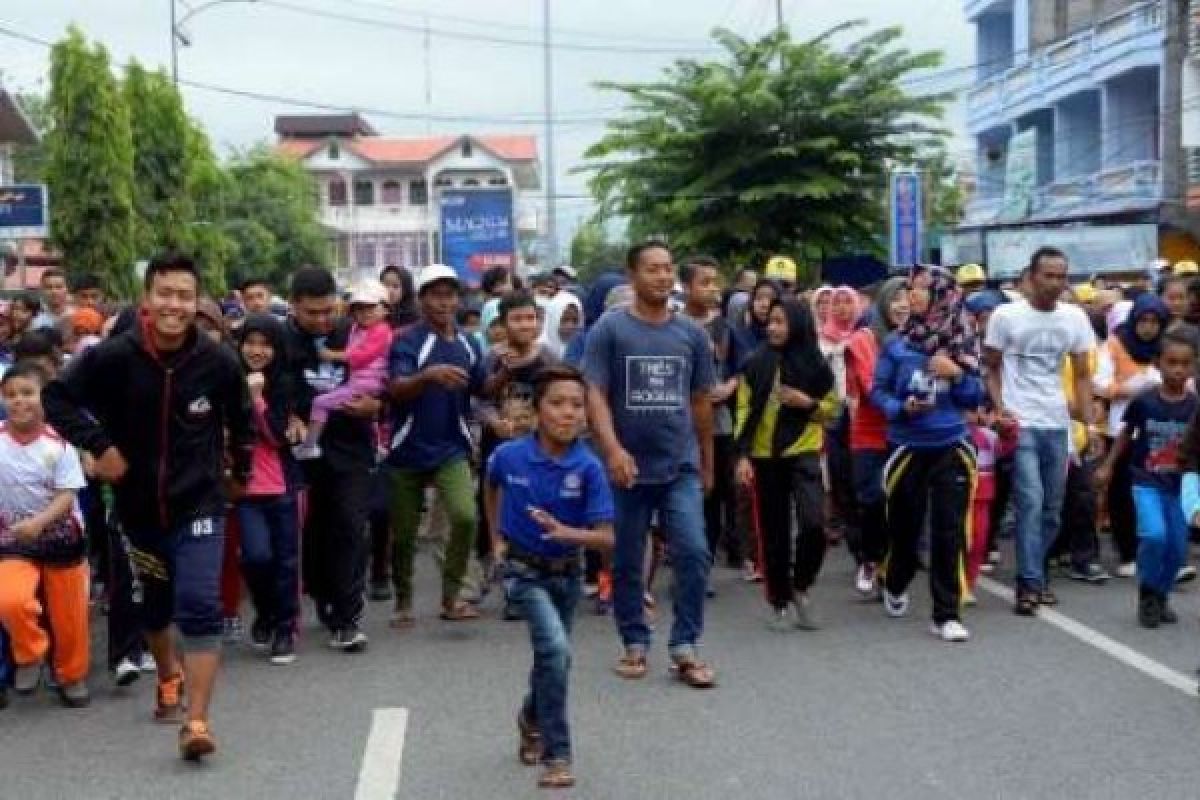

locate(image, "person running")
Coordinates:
386 264 485 626
983 247 1095 615
1096 331 1197 628
484 365 614 790
42 252 254 760
582 242 716 689
871 265 982 643
0 361 91 708
734 299 836 630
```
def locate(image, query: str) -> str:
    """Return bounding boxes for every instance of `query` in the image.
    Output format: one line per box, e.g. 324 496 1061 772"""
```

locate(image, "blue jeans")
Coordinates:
505 561 580 763
0 626 10 686
237 495 300 634
612 468 709 655
1012 428 1069 591
1133 485 1189 596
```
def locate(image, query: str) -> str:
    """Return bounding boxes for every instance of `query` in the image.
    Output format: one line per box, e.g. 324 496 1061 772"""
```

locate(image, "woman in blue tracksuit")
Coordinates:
871 265 982 643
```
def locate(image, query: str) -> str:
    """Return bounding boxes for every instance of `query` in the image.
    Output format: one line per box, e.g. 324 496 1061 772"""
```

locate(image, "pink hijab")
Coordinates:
821 285 859 344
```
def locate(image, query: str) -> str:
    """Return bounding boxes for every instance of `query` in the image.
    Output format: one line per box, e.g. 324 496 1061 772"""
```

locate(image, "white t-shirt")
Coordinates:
984 299 1095 430
0 423 86 552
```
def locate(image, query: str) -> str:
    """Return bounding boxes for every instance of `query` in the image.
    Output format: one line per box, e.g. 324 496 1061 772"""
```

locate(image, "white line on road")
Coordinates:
355 708 410 800
977 577 1198 697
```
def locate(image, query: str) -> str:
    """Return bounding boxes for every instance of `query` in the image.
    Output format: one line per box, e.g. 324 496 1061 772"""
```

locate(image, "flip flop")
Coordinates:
440 601 481 621
670 658 717 689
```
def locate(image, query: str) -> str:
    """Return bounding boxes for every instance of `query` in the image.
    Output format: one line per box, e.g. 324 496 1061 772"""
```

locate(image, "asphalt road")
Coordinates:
3 538 1200 800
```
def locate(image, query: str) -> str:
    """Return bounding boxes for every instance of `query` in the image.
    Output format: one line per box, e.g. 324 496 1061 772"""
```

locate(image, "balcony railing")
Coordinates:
964 160 1161 225
967 0 1164 130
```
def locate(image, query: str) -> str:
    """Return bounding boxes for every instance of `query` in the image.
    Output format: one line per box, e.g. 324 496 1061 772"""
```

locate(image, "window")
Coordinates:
328 141 340 160
381 180 403 205
354 240 376 268
409 180 429 205
382 238 405 267
463 178 480 187
434 177 453 188
488 176 507 186
353 180 375 206
461 139 473 158
328 178 347 207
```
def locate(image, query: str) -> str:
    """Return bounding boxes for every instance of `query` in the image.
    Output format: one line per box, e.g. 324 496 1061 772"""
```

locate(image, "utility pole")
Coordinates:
423 14 432 135
775 0 784 32
543 0 558 269
170 0 179 84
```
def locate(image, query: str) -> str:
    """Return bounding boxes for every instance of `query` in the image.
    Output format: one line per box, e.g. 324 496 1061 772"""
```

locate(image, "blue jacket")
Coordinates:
869 334 982 450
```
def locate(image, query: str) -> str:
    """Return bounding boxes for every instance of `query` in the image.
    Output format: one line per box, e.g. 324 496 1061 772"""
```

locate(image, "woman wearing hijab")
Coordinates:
870 266 983 643
843 277 909 596
538 291 583 360
734 299 837 631
818 285 861 549
1095 292 1169 577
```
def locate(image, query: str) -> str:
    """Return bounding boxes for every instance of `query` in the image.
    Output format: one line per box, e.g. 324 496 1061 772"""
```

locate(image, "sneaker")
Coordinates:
1160 595 1179 624
269 630 297 665
930 619 970 642
1138 590 1162 629
368 580 394 603
855 564 878 597
13 662 41 694
792 595 820 630
1067 563 1110 583
59 681 91 708
291 443 322 461
114 657 141 687
583 582 599 598
963 591 978 607
1177 565 1197 585
222 616 244 644
742 563 762 583
882 588 910 618
979 562 996 575
987 550 1002 565
1116 562 1137 579
250 618 272 651
329 627 368 653
179 720 217 761
155 673 186 723
1013 589 1038 616
766 606 793 633
503 601 524 621
137 652 157 673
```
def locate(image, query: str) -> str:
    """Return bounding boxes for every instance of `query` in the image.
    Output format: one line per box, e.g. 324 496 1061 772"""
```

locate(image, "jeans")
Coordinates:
237 494 300 634
612 468 709 654
1012 427 1070 592
506 561 580 763
1133 485 1189 596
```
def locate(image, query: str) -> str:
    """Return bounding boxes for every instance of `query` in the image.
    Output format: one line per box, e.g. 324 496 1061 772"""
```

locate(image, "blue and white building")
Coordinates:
952 0 1196 277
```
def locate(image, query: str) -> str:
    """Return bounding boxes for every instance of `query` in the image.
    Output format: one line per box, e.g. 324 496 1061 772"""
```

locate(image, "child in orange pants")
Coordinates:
0 362 90 707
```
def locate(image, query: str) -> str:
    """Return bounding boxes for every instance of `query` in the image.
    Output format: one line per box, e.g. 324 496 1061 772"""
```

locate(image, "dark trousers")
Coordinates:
852 449 889 566
826 413 858 542
751 453 826 610
105 521 145 669
1052 458 1100 568
127 515 226 649
989 454 1014 555
884 442 975 624
237 494 301 634
704 434 738 564
367 469 391 585
1107 442 1137 563
302 460 370 632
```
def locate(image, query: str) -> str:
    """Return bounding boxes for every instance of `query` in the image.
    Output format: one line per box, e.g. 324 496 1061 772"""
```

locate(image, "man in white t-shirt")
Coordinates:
983 247 1095 615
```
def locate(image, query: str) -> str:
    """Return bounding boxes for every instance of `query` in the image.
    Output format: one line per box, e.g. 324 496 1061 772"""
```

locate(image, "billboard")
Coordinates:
0 184 48 239
985 224 1157 279
439 188 515 284
889 171 922 267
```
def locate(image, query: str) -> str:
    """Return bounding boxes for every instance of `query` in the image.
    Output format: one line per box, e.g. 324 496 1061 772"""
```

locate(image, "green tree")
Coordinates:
568 219 628 284
580 24 951 276
44 27 137 298
11 88 49 183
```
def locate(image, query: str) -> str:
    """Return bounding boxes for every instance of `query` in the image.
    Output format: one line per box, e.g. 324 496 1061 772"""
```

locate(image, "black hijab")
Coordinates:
236 312 296 445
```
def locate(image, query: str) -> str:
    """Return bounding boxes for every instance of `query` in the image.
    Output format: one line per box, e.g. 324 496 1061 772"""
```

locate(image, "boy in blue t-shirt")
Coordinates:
484 365 614 791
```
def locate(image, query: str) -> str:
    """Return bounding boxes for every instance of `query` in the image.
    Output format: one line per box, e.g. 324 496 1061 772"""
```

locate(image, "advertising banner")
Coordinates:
889 171 922 267
439 188 515 284
0 184 48 239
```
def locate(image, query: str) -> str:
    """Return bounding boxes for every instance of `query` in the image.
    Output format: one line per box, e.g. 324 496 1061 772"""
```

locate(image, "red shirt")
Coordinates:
845 328 888 452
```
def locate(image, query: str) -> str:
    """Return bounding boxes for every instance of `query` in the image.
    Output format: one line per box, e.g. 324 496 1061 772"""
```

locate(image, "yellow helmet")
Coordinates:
956 263 986 285
1174 260 1199 275
1071 284 1098 304
764 255 797 283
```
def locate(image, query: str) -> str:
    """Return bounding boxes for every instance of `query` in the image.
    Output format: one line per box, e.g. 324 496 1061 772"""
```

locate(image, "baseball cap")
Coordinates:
1071 283 1098 304
552 265 578 280
764 255 797 283
1174 260 1199 276
348 279 389 307
956 263 986 285
416 264 461 294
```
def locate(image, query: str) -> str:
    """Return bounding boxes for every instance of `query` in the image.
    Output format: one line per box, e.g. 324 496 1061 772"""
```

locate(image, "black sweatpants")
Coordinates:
1052 457 1100 567
302 459 371 631
1106 442 1137 564
751 453 826 610
705 434 738 564
883 442 975 624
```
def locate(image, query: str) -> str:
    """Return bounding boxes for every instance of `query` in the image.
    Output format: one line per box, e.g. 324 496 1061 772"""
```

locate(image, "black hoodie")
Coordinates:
43 316 254 532
236 313 303 491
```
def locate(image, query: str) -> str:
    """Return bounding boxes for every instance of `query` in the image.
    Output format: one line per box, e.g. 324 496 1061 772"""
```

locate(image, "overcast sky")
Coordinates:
2 0 975 242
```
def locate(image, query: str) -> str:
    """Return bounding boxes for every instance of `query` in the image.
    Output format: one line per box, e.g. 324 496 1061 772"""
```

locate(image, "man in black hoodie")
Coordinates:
43 253 253 761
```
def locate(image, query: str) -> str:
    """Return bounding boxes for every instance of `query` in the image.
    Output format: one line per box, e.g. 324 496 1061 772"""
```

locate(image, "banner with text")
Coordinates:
439 188 515 285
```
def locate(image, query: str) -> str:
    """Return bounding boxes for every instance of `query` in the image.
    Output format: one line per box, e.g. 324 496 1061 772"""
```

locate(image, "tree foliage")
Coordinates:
44 27 137 298
568 219 628 285
580 24 951 276
10 87 49 183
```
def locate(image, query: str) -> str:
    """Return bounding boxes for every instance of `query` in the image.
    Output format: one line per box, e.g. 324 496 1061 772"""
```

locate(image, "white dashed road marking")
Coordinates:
355 708 409 800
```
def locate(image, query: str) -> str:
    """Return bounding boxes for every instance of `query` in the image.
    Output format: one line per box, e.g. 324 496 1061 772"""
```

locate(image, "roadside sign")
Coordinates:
0 184 48 239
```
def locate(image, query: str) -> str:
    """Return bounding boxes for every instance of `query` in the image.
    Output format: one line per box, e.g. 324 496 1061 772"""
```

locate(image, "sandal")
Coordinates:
670 658 717 689
1013 592 1038 617
440 601 480 621
517 713 542 766
613 650 648 680
538 760 575 789
1038 589 1058 607
389 608 416 629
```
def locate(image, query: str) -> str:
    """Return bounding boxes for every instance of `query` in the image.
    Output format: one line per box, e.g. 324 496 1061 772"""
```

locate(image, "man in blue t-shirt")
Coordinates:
387 265 485 625
582 242 717 688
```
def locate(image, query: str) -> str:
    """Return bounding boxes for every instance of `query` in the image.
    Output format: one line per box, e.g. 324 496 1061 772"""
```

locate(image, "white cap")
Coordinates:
416 264 461 294
552 264 578 280
348 279 389 307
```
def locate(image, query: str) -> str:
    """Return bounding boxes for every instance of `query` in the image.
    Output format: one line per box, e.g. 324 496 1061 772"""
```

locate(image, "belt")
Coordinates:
507 545 581 576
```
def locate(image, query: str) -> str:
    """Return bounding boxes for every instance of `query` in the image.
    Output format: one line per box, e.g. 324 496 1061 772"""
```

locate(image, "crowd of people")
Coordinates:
1 246 1200 789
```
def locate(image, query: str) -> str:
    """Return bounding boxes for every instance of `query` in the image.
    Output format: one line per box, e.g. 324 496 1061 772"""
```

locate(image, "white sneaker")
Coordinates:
883 589 909 618
292 443 322 461
137 652 157 673
930 619 970 642
1115 562 1137 578
854 564 878 597
114 658 140 687
1177 565 1197 584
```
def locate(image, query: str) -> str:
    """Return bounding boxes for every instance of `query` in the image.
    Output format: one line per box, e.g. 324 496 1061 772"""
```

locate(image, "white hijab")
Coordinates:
538 292 583 359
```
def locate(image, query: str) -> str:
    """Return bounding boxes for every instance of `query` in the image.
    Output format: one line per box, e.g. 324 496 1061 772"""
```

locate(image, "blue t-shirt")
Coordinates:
582 309 715 484
386 321 484 471
1122 387 1198 492
486 434 614 559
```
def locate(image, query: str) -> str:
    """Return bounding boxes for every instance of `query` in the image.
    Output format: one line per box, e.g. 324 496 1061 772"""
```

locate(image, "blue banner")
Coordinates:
439 188 515 284
889 172 922 267
0 184 48 239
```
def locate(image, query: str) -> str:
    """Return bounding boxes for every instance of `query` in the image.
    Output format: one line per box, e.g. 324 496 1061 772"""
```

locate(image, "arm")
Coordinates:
950 370 985 410
538 519 614 552
811 388 841 426
483 478 506 559
1070 350 1093 427
11 489 76 542
223 359 255 486
41 346 114 457
983 347 1005 416
1183 472 1200 528
868 347 905 422
346 324 393 371
691 390 715 491
1094 426 1132 487
586 384 622 462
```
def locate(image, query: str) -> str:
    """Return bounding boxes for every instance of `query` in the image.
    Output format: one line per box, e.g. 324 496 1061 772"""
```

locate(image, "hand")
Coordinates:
424 365 469 390
80 452 97 479
340 394 382 418
1093 465 1112 490
735 458 754 488
246 372 265 398
225 476 247 503
928 352 963 381
93 447 128 483
606 448 639 489
286 415 307 445
777 386 815 410
904 396 934 416
491 539 509 564
709 381 735 404
10 517 44 542
491 418 515 439
529 507 572 543
995 409 1019 434
701 461 714 494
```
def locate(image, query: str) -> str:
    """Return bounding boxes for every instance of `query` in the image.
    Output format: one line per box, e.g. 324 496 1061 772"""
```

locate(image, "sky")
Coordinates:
1 0 976 248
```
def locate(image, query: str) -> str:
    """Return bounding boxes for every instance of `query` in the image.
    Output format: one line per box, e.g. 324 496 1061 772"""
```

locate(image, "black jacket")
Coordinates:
42 320 254 532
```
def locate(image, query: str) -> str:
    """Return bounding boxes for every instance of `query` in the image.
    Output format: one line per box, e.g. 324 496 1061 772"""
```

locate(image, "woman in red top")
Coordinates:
843 277 909 596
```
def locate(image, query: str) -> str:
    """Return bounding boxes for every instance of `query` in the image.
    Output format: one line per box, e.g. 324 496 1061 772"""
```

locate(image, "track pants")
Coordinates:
751 453 826 610
0 559 90 684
